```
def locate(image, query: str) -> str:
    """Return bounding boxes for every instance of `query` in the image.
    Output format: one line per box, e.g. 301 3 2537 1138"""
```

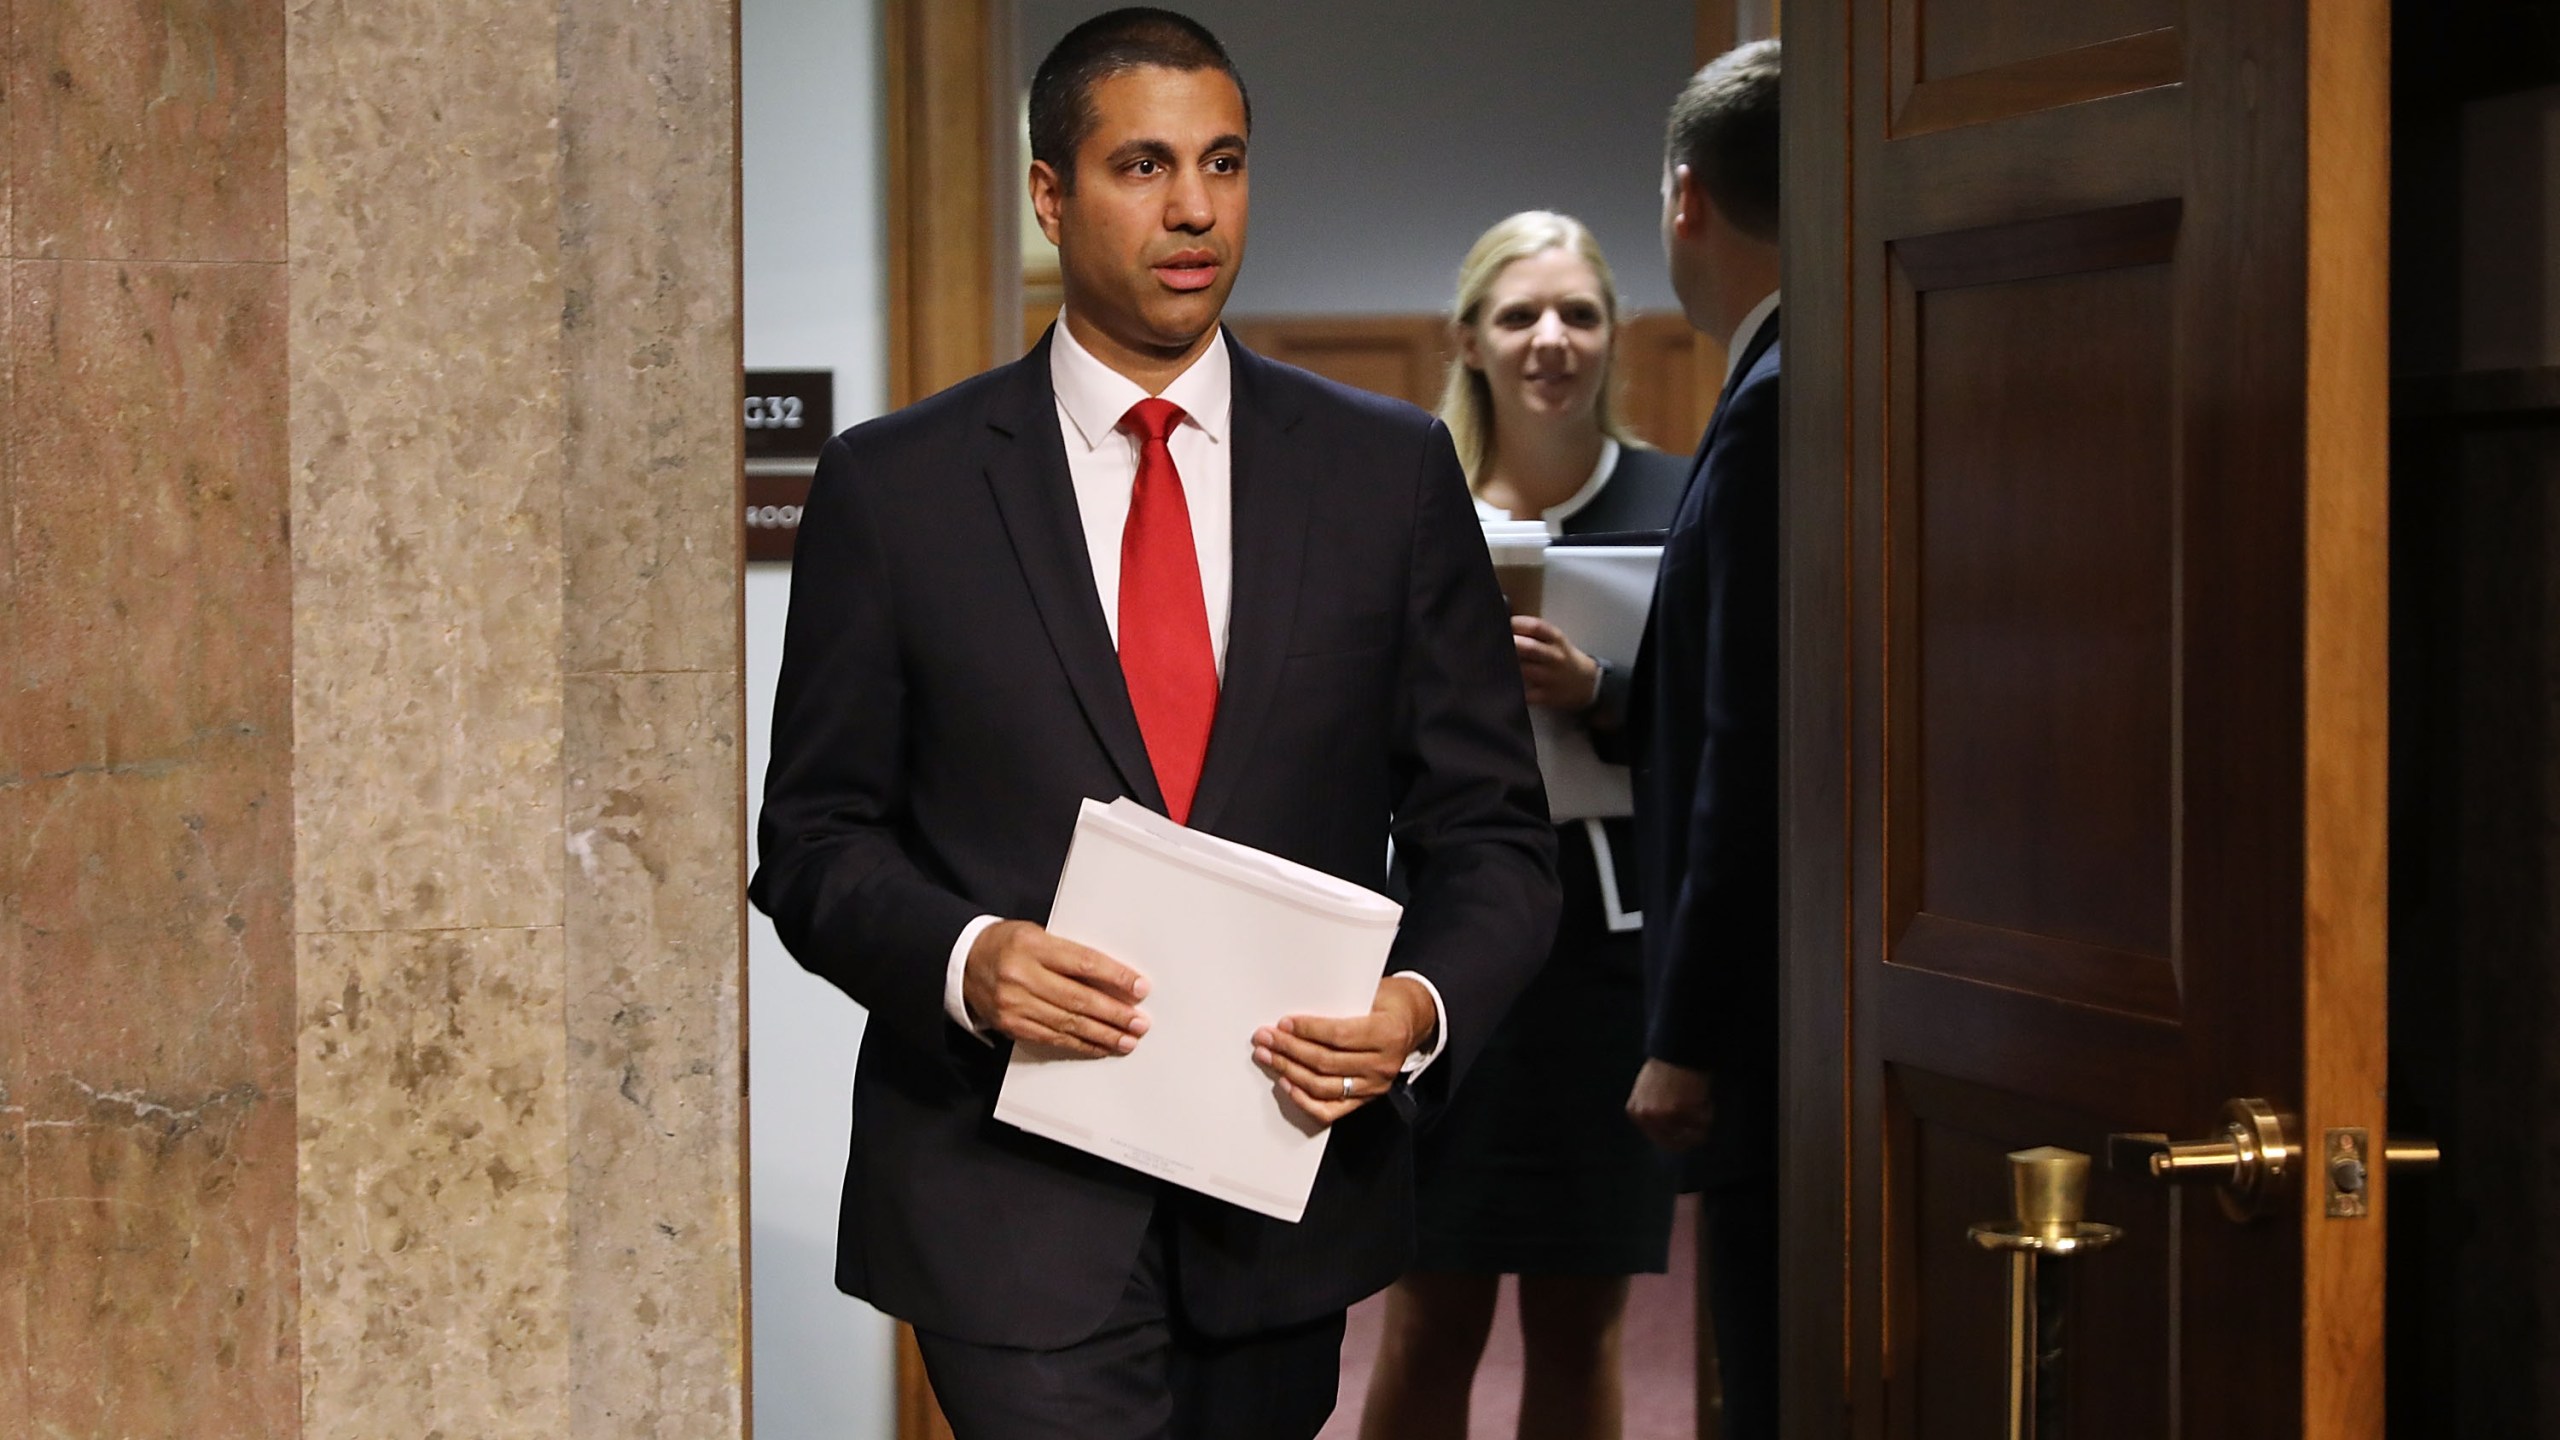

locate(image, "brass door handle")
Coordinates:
2108 1097 2296 1221
2382 1138 2442 1170
2109 1100 2442 1222
2324 1134 2441 1192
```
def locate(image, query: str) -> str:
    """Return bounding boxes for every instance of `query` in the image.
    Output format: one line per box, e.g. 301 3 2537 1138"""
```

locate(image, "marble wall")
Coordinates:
556 8 749 1425
4 2 300 1433
3 1 745 1434
288 0 745 1435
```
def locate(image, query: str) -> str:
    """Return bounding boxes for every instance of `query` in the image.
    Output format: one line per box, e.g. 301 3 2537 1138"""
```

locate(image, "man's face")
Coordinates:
1033 65 1250 370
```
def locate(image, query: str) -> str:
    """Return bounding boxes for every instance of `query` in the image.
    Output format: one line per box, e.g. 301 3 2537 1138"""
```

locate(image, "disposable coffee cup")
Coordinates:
1482 523 1551 617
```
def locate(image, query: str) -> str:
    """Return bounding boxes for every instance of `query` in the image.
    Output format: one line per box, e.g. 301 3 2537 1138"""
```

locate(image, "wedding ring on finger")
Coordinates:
1341 1076 1354 1100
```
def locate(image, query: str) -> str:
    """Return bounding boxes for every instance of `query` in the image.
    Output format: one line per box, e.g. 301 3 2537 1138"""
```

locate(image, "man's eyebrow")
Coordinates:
1203 132 1248 156
1104 138 1179 169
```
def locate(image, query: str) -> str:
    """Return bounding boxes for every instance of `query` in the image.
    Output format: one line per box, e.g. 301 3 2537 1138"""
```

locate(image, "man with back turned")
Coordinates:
749 10 1557 1438
1622 37 1786 1440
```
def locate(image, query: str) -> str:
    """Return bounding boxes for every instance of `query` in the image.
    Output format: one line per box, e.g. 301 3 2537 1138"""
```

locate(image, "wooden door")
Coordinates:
1781 2 2391 1437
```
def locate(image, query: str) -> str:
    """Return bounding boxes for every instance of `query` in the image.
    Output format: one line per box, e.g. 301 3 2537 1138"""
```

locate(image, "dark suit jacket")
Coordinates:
1628 314 1782 1188
750 329 1559 1349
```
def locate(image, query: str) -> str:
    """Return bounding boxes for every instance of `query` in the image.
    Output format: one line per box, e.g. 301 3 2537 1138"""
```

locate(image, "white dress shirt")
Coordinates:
1728 291 1781 383
943 319 1449 1076
1051 315 1237 667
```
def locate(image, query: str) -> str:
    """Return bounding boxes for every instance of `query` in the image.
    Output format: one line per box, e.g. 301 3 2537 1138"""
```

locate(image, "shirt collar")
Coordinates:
1050 316 1233 453
1725 290 1781 383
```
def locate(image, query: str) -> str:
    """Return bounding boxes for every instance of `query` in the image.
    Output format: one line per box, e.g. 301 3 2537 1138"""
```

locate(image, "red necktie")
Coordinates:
1116 398 1219 824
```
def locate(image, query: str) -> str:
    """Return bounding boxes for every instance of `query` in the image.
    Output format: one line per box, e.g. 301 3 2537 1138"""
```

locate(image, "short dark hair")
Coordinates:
1029 8 1250 192
1665 39 1780 242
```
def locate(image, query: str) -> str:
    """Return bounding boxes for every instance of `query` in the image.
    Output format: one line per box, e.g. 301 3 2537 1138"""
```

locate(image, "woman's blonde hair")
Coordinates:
1437 210 1649 487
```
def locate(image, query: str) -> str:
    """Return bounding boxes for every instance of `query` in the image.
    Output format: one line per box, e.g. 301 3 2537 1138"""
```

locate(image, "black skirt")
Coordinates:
1410 819 1677 1275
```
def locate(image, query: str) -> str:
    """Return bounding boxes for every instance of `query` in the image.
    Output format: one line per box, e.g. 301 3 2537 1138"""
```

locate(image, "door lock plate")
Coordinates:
2326 1128 2370 1218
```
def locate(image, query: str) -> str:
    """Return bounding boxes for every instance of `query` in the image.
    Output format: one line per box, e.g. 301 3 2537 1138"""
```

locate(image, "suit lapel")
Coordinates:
979 333 1167 812
1187 340 1307 833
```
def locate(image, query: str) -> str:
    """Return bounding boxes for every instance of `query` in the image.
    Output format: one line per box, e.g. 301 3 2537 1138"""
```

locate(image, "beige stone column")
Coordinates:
556 1 751 1432
3 3 743 1430
286 0 744 1435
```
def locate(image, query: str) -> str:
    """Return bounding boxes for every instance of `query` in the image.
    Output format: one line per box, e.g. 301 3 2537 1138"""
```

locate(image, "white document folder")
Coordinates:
992 798 1403 1222
1533 544 1663 821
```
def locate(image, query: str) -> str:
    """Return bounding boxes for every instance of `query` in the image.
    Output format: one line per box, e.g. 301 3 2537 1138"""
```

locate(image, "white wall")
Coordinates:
746 0 891 405
742 0 893 1436
1017 0 1698 316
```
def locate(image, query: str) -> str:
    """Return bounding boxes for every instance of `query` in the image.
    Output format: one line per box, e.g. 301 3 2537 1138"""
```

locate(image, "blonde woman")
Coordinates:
1360 212 1683 1440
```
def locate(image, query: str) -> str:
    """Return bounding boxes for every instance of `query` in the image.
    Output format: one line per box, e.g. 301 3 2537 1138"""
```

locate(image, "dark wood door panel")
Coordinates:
1905 258 2176 961
1900 0 2176 85
1893 30 2183 139
1891 914 2181 1023
1893 1090 2010 1439
1889 0 2182 142
1872 968 2182 1126
1882 202 2181 1016
1878 86 2182 241
1889 199 2182 295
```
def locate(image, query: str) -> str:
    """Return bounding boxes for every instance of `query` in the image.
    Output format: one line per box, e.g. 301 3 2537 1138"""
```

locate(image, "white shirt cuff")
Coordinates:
945 915 1003 1042
1392 970 1450 1078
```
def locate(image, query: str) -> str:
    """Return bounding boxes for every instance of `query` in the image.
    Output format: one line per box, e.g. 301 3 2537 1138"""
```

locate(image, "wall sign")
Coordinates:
744 370 832 461
743 370 831 563
743 471 811 564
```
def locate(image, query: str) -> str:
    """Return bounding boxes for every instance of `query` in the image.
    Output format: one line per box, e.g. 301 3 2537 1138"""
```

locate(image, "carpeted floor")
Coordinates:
1318 1196 1700 1439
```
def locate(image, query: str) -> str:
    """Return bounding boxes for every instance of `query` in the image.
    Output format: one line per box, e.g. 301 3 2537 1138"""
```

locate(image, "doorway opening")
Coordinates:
2385 4 2560 1434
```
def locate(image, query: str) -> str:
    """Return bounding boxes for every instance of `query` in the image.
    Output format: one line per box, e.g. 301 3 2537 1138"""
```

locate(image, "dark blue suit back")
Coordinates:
1629 316 1782 1188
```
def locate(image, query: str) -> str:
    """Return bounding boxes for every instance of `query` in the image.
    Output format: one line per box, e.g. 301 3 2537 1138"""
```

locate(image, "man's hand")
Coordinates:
1513 616 1602 711
1253 975 1437 1127
962 919 1150 1058
1626 1058 1713 1150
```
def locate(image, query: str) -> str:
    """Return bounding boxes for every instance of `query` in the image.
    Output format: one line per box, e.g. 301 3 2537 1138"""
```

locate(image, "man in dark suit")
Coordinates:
1621 38 1785 1440
749 10 1557 1438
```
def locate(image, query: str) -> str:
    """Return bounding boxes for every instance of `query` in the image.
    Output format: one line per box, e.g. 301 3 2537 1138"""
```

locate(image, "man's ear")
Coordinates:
1029 159 1068 245
1671 163 1716 242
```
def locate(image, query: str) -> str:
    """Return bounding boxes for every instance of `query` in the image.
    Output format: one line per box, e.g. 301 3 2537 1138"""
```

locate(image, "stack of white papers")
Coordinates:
992 798 1403 1222
1534 545 1663 820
